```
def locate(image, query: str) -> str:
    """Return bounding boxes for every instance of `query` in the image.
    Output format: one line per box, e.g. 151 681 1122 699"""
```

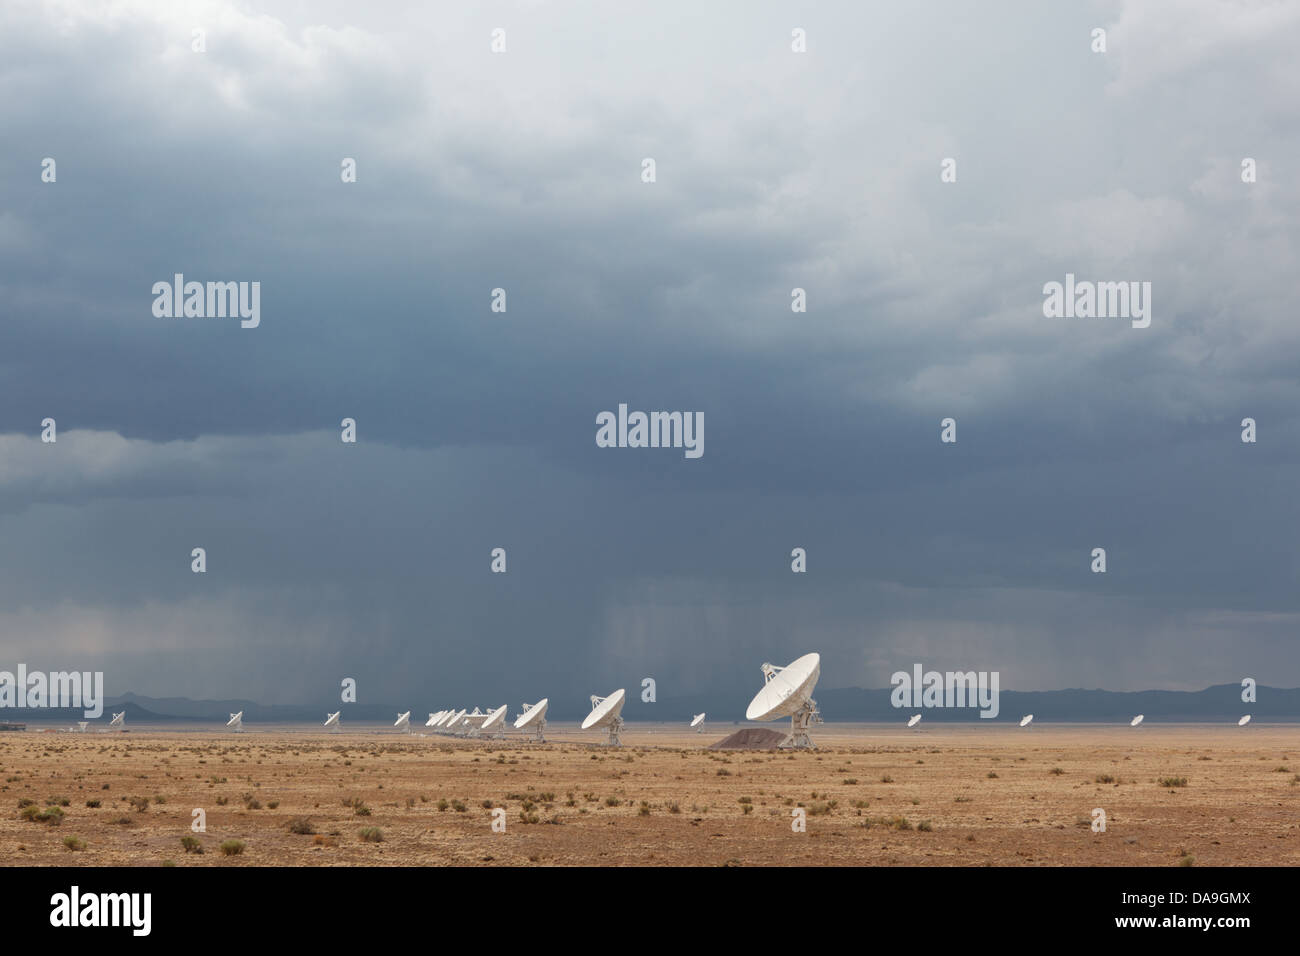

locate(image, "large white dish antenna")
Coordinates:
426 711 444 727
1130 714 1144 727
324 711 341 732
1019 714 1033 727
582 689 627 746
690 712 706 731
514 699 549 741
394 711 411 733
1238 714 1251 726
907 714 922 728
446 708 467 732
227 712 244 732
744 653 822 749
108 712 125 729
481 705 508 737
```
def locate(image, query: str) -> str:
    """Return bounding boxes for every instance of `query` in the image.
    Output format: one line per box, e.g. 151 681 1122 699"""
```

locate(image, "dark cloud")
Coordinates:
1 0 1297 710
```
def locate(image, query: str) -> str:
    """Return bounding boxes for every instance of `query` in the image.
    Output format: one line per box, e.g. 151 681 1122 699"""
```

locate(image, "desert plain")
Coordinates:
1 723 1297 866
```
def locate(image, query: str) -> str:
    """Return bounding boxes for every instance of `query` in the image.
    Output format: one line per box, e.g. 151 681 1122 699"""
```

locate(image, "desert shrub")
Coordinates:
359 827 384 843
180 836 203 854
220 840 245 856
63 836 86 851
286 817 316 835
1160 777 1188 788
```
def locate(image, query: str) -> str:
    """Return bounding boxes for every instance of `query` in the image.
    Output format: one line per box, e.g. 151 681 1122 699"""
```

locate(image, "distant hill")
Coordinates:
6 683 1295 724
658 683 1300 723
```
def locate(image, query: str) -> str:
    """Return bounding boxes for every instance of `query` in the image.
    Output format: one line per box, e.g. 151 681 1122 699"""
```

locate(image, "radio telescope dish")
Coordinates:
1238 714 1251 726
445 708 467 733
227 712 244 733
76 721 88 733
514 699 549 741
581 688 627 746
1130 714 1144 727
394 711 411 734
432 710 453 729
324 711 341 733
463 707 491 738
108 712 125 730
1019 714 1033 727
907 714 922 728
690 712 706 733
426 711 445 727
745 652 822 749
481 705 508 738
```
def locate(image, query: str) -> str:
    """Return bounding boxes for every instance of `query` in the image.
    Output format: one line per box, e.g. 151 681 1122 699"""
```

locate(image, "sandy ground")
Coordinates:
2 723 1297 866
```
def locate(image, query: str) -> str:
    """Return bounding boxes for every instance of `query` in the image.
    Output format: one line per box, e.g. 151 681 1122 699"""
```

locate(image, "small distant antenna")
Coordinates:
1238 714 1251 726
227 712 244 733
907 714 922 728
463 707 489 738
581 689 627 746
76 721 88 733
1019 714 1033 727
690 712 706 733
1129 714 1144 727
394 711 411 734
108 712 125 730
324 711 341 733
514 699 549 742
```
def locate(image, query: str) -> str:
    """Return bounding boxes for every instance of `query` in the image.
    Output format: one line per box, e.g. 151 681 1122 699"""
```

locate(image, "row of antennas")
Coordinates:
424 701 548 741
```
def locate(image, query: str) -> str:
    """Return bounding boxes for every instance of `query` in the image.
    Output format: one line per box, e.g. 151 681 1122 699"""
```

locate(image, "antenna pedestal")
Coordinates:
778 699 821 750
607 716 625 747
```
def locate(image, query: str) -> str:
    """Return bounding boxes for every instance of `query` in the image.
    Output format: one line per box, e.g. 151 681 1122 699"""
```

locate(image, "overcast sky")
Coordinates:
1 0 1298 713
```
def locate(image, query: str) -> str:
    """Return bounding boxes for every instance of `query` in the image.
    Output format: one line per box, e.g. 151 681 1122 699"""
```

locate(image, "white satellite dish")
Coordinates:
324 711 341 733
690 712 706 733
76 721 88 733
907 714 922 728
394 711 411 734
1130 714 1144 727
430 710 451 729
445 708 467 733
425 711 444 727
227 712 244 733
462 707 491 737
1238 714 1251 726
514 699 549 741
1019 714 1033 727
108 712 125 730
745 652 822 749
481 705 508 738
581 688 627 746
